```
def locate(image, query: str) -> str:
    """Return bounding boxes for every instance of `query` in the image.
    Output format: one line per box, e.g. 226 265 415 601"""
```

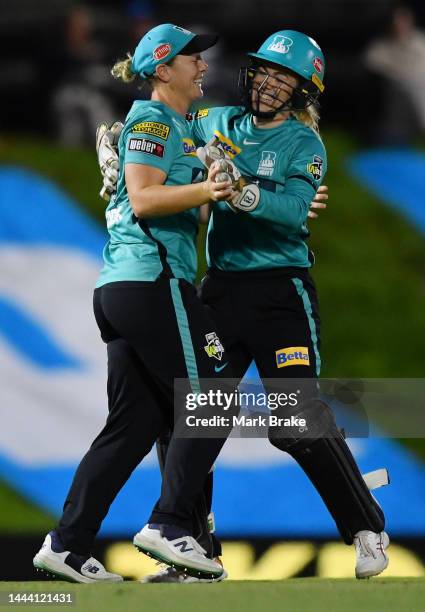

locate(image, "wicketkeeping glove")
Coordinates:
96 121 123 201
196 137 260 212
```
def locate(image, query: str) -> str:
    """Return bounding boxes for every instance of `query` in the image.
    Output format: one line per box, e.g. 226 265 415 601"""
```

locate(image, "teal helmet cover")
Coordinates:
239 30 325 118
247 30 325 94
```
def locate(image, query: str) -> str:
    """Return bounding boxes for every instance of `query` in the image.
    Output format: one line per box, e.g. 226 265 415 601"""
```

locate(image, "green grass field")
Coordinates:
1 579 425 611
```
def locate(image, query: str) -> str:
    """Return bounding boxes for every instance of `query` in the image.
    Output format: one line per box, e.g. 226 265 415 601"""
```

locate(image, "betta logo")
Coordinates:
153 43 171 61
313 57 324 73
276 347 310 368
213 131 241 158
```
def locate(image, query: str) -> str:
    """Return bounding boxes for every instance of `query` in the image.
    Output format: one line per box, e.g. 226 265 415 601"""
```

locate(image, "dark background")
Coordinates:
2 0 425 139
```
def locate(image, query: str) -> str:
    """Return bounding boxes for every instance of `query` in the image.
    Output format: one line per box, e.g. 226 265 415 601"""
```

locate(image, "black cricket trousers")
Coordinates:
57 279 233 555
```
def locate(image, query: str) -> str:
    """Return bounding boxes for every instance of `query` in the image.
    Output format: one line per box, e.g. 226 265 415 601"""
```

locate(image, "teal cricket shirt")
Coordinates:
96 100 205 287
190 106 327 271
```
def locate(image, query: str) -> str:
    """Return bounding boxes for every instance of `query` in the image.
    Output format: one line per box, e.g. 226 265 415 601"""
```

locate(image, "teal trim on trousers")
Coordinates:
169 279 201 394
292 277 321 376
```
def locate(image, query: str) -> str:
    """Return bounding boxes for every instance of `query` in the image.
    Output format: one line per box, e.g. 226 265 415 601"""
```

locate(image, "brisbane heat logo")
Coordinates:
153 43 171 61
204 332 224 361
267 35 293 54
307 155 324 180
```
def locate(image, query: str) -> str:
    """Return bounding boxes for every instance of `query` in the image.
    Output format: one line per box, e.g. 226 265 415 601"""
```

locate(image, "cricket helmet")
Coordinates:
239 30 325 118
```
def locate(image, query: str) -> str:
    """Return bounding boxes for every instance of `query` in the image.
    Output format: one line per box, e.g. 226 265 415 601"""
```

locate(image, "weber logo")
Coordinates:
128 138 165 158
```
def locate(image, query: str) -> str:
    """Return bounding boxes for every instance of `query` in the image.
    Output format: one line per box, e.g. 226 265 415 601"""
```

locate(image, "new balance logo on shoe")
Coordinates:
173 540 194 553
33 532 123 583
83 563 100 574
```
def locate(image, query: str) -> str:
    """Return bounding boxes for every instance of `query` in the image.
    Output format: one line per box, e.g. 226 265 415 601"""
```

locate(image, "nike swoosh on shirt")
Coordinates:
215 362 229 373
243 138 260 145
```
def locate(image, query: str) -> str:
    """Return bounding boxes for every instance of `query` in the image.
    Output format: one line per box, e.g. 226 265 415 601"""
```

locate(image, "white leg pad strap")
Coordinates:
362 468 390 491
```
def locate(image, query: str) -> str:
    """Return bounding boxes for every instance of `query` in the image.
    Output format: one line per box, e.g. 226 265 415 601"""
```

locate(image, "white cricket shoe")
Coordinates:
33 531 123 583
133 524 224 579
140 562 228 583
354 530 390 578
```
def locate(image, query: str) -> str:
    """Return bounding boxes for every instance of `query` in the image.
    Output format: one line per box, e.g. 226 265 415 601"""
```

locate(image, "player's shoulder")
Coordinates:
123 100 182 142
289 118 326 154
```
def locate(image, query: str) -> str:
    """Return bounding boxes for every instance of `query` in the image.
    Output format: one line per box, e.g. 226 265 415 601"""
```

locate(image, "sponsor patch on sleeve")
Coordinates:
306 154 323 180
194 108 209 119
276 346 310 368
131 121 170 140
127 138 165 158
182 138 197 156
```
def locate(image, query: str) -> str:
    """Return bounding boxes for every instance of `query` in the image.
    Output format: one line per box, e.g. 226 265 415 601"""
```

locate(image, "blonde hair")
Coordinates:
111 53 136 83
292 104 320 134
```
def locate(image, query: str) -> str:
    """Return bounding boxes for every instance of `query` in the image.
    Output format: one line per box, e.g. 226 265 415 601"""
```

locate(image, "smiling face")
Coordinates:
168 53 208 101
251 63 300 114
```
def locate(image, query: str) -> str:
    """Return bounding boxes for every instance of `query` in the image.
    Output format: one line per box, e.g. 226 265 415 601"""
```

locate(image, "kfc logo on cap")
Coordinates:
153 43 171 61
313 56 323 73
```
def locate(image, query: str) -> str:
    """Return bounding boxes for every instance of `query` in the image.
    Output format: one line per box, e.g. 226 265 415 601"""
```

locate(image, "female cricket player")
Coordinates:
32 23 243 583
97 30 389 582
190 30 389 580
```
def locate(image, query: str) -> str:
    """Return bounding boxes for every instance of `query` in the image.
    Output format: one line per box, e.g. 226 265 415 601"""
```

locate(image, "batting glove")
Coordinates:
96 121 123 201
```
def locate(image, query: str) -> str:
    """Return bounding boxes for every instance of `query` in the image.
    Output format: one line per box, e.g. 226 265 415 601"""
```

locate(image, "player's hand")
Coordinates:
197 137 248 193
308 184 328 219
197 137 242 183
203 161 233 202
197 137 260 212
96 121 123 201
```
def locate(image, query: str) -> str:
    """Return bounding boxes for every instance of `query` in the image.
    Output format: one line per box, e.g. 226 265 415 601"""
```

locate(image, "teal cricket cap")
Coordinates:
131 23 218 79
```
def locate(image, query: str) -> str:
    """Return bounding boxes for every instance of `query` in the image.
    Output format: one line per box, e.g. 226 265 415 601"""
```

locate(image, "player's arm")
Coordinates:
199 203 212 224
96 120 328 222
248 139 327 230
123 124 233 217
126 163 232 217
196 137 327 229
248 177 315 230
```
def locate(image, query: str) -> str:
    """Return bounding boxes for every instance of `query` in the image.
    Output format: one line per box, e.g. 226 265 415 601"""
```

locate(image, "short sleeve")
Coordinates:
123 118 178 175
188 107 215 145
